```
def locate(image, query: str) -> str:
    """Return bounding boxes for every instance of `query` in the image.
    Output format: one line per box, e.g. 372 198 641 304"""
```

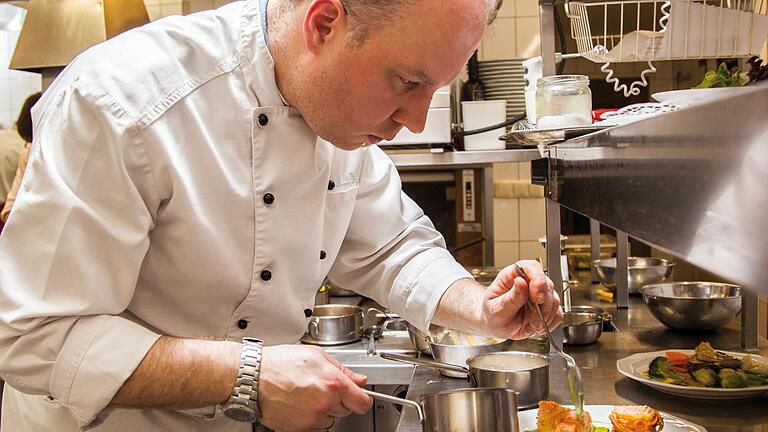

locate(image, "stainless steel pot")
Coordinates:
569 305 615 331
301 304 363 346
562 311 602 345
380 351 548 409
364 387 520 432
428 331 514 378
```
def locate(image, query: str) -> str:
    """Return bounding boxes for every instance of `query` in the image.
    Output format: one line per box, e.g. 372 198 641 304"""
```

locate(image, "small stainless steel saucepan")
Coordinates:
301 304 363 346
426 330 514 378
380 351 548 409
363 387 521 432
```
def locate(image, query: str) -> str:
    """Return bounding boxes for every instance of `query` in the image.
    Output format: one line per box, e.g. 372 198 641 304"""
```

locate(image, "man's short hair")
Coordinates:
288 0 504 46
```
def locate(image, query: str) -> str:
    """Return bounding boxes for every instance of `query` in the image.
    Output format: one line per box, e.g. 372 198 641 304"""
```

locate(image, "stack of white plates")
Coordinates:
477 59 527 120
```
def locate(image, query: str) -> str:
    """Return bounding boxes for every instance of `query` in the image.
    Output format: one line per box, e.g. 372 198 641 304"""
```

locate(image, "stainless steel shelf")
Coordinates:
536 83 768 349
386 148 543 168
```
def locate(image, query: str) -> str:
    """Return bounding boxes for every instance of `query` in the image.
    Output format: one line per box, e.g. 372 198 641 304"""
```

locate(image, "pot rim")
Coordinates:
465 351 550 372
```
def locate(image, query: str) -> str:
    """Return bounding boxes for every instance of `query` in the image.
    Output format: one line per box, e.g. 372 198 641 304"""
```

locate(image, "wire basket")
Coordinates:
565 0 768 95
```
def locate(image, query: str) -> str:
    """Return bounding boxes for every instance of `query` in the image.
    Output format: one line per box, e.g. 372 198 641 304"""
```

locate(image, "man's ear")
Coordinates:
302 0 347 53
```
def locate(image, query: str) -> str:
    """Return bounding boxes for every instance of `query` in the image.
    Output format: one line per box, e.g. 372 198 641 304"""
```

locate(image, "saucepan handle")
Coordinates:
362 389 424 423
308 318 320 339
379 352 471 376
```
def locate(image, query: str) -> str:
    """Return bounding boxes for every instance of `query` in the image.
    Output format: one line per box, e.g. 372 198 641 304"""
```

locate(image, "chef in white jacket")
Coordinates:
0 0 562 431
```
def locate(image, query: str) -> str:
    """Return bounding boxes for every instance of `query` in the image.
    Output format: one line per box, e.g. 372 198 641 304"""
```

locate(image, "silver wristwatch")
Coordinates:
222 337 264 423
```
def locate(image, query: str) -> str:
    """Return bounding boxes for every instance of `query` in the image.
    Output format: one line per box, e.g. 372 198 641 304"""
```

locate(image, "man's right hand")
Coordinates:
258 345 373 431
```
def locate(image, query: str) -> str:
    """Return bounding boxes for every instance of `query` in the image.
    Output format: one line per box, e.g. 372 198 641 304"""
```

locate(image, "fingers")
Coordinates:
339 374 373 414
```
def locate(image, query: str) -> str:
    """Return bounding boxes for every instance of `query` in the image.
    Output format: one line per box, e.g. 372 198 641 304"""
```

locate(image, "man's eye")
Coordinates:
400 77 418 89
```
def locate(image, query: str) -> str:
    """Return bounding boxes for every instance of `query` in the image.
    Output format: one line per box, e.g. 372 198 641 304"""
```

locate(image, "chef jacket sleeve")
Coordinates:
0 83 162 428
327 146 473 332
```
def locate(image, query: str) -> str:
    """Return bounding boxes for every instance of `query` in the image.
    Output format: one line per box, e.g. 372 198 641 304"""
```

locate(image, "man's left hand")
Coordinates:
481 260 563 340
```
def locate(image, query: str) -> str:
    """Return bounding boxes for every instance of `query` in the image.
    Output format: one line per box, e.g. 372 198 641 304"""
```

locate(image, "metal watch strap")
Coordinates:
231 337 263 417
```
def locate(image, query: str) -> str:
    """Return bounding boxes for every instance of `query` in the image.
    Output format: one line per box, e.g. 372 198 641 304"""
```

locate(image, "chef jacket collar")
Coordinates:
241 0 289 107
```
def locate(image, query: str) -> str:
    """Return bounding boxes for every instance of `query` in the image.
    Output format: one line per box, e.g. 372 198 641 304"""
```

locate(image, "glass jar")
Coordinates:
535 75 592 129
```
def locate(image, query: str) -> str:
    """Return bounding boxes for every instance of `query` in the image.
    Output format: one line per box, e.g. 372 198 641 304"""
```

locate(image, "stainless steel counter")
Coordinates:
324 330 418 385
396 278 768 432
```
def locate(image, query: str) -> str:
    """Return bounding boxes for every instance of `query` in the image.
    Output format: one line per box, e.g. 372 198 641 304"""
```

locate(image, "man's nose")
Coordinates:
391 92 432 134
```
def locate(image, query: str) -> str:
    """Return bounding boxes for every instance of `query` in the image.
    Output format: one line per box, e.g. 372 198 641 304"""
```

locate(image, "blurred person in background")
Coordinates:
0 92 41 224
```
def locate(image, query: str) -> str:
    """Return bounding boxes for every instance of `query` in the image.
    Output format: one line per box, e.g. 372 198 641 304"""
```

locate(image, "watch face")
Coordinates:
223 404 257 423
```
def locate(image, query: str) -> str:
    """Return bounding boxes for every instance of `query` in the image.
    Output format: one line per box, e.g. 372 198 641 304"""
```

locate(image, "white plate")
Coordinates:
518 405 707 431
617 350 768 400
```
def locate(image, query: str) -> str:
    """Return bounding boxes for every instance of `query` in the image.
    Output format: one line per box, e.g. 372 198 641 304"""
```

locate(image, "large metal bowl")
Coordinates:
640 282 742 330
593 257 675 293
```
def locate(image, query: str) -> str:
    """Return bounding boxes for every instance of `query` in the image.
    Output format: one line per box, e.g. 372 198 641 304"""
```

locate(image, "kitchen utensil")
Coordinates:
404 321 431 355
500 124 611 147
364 325 384 356
640 282 742 330
593 257 674 294
363 387 521 431
562 311 603 345
569 305 617 332
617 350 768 400
518 404 707 431
301 304 363 346
514 262 585 420
366 307 406 330
380 351 549 409
427 331 514 378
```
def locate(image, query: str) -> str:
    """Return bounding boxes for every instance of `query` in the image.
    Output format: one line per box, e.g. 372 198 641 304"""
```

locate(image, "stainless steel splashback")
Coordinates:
536 84 768 291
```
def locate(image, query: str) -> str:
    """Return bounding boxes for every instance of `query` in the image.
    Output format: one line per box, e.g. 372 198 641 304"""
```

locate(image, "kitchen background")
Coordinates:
0 0 765 337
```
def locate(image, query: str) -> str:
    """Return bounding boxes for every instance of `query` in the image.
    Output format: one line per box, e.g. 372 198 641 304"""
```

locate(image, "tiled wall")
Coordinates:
143 0 184 21
483 0 548 267
0 7 41 131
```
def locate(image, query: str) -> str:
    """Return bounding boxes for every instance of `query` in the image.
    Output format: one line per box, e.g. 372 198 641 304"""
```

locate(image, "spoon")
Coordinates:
514 262 586 422
364 325 383 356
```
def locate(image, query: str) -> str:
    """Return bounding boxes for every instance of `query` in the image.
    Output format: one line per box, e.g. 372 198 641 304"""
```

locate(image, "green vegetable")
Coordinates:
694 62 750 88
649 356 699 386
692 368 718 387
593 427 610 432
744 370 768 387
719 368 749 388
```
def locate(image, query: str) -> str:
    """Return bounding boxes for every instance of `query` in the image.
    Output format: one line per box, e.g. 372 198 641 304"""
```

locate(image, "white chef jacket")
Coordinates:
0 1 472 430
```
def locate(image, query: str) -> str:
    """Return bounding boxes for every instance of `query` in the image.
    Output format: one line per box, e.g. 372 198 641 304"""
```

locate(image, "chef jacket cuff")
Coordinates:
390 248 472 333
49 315 161 429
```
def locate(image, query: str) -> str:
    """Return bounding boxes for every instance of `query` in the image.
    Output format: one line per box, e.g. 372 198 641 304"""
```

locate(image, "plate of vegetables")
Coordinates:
617 342 768 399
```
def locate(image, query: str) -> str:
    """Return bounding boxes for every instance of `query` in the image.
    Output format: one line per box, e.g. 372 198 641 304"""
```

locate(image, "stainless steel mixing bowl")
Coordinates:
640 282 742 330
593 257 675 293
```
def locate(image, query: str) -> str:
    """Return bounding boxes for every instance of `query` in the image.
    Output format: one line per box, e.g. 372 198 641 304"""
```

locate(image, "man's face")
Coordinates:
296 0 487 150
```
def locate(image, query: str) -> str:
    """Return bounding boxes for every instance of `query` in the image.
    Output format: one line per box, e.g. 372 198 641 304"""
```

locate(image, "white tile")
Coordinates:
515 17 541 58
494 198 519 241
480 17 517 60
516 0 539 18
160 2 185 17
493 162 518 181
517 162 531 182
497 0 515 18
146 5 161 21
494 241 520 267
520 241 545 265
518 197 545 241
